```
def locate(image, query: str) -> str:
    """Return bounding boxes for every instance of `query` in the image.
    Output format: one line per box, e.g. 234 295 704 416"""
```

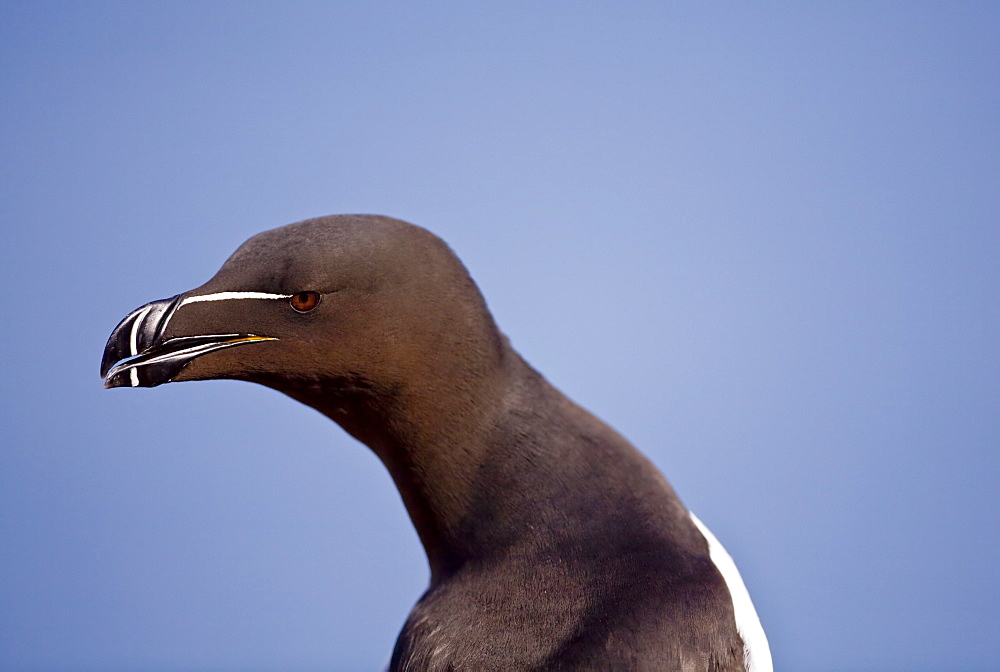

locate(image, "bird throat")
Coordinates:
267 370 508 581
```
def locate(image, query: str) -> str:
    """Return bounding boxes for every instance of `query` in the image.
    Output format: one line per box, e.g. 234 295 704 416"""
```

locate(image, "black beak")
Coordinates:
101 294 276 388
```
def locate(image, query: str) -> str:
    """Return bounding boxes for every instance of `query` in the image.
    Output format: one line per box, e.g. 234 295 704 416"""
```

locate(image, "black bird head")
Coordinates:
101 215 503 405
102 214 516 570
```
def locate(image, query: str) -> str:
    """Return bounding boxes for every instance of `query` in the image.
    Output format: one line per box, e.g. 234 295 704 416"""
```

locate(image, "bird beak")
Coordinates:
101 294 276 388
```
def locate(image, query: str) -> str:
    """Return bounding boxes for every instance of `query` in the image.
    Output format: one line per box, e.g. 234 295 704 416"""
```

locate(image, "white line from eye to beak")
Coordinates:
179 291 292 306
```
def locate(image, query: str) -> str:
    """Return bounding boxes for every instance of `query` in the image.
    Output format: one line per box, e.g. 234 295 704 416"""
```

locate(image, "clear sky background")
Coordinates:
1 2 998 671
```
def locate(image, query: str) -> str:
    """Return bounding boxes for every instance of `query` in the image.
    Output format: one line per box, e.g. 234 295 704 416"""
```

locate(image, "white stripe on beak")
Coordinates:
129 304 154 387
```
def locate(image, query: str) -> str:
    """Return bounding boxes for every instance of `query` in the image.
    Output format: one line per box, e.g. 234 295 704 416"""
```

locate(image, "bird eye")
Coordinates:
289 291 321 313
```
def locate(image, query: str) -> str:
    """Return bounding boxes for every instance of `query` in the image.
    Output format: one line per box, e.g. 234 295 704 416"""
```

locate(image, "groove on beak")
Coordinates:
101 295 276 388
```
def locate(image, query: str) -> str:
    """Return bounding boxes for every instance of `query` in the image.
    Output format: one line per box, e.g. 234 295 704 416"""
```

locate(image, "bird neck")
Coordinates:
279 342 536 581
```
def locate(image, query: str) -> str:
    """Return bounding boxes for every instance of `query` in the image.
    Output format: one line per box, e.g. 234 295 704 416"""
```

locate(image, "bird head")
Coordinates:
101 215 502 398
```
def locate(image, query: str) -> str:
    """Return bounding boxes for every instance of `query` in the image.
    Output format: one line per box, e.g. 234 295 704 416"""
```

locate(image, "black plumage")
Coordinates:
102 215 770 671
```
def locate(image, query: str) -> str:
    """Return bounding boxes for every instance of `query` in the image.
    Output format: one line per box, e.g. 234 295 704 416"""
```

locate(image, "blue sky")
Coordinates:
1 2 998 670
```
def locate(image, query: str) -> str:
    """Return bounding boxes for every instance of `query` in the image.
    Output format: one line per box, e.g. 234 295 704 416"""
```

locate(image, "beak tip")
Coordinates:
102 369 127 389
101 295 182 389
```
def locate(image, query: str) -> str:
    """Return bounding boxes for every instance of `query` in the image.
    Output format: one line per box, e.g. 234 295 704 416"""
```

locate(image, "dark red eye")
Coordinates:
289 291 321 312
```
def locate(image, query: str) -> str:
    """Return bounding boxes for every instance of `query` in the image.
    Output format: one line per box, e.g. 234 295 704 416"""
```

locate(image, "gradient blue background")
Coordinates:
2 2 998 671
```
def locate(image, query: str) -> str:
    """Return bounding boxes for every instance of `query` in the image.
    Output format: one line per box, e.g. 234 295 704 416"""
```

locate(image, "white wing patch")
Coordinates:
689 512 773 672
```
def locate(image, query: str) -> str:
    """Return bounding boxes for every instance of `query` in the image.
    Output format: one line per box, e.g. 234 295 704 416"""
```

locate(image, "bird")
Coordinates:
101 214 772 671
